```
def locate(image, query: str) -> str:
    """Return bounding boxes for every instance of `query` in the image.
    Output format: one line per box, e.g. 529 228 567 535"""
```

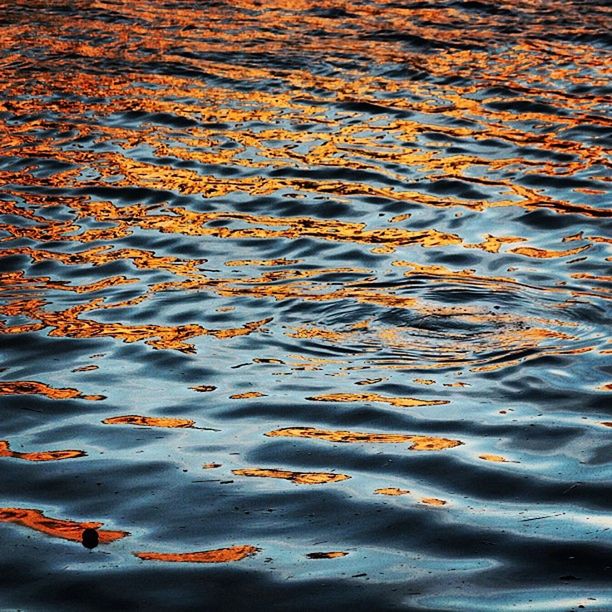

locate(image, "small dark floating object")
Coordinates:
82 528 99 549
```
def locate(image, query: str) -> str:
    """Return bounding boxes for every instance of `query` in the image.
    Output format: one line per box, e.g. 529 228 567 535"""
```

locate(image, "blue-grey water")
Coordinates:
0 1 611 610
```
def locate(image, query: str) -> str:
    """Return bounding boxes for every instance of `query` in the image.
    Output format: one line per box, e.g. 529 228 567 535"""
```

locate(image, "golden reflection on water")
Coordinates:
134 545 260 564
306 392 448 407
266 427 463 451
0 380 105 401
374 488 410 496
306 551 349 559
420 497 447 507
229 391 268 400
479 454 517 464
102 415 197 428
0 440 86 462
1 228 604 369
232 468 351 485
190 385 217 393
0 508 129 544
0 1 610 603
0 294 272 353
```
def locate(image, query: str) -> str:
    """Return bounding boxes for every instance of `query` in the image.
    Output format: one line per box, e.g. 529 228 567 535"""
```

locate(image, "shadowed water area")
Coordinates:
0 1 611 610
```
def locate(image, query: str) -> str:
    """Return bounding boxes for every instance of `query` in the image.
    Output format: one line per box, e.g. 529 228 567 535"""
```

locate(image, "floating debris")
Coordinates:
81 527 99 549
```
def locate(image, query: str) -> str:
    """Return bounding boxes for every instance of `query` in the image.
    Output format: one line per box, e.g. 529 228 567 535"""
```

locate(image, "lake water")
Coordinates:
0 1 611 610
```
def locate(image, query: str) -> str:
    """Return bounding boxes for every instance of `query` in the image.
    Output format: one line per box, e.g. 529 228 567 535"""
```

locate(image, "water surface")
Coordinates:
0 1 611 610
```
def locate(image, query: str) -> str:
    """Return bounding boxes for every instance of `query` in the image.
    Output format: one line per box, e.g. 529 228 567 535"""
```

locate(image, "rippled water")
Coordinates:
1 1 611 609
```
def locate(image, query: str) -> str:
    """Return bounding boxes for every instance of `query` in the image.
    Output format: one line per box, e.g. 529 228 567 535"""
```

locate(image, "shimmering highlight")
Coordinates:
232 468 351 485
0 508 128 543
134 545 259 563
265 427 463 451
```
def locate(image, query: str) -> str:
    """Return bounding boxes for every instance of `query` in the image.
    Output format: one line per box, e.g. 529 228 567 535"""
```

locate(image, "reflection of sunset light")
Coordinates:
0 380 105 401
0 440 86 462
266 427 463 451
134 545 259 563
102 415 196 428
0 508 128 543
0 1 609 602
232 468 350 484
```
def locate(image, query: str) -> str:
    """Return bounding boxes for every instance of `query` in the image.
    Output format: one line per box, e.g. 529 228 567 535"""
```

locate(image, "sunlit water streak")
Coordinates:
0 1 610 609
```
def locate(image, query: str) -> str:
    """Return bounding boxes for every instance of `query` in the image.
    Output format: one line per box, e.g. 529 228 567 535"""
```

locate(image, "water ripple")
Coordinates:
0 1 610 609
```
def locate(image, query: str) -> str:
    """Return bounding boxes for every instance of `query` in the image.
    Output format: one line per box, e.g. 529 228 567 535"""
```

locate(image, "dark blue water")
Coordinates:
1 1 611 610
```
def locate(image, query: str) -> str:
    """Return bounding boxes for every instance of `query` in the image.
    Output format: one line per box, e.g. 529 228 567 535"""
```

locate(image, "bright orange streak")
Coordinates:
265 427 463 451
134 545 259 563
374 488 410 496
0 440 86 462
306 551 348 559
232 468 350 485
0 380 105 401
306 393 448 407
0 508 128 543
102 415 196 428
